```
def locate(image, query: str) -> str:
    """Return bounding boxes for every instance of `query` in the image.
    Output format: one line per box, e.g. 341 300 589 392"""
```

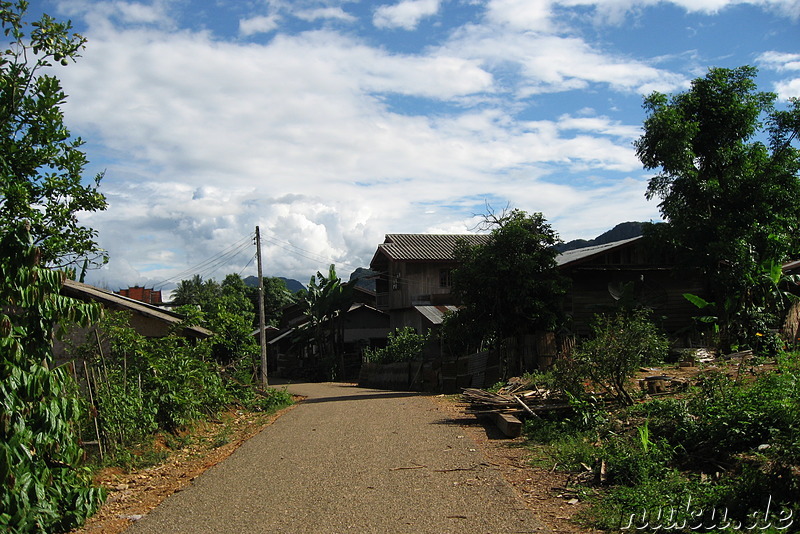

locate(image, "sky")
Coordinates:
23 0 800 291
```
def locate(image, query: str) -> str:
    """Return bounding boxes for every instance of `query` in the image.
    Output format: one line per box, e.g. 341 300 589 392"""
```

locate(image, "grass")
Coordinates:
521 352 800 532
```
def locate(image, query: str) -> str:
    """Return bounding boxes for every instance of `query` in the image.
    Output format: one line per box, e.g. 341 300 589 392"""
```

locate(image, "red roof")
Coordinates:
117 286 163 305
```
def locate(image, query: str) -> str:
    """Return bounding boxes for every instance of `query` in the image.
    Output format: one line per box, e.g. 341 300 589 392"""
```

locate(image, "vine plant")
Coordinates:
0 223 105 532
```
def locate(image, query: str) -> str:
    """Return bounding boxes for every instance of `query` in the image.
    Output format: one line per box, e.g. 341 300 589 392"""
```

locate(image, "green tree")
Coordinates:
172 275 221 311
635 66 800 352
0 1 107 267
300 265 353 379
449 209 569 374
246 276 295 327
172 274 258 366
0 223 104 531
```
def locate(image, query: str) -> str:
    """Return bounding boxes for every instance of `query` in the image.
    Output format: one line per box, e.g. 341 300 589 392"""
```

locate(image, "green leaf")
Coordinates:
683 293 713 309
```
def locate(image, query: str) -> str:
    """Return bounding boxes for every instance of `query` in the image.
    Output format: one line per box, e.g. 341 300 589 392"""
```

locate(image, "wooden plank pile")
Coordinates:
462 382 571 437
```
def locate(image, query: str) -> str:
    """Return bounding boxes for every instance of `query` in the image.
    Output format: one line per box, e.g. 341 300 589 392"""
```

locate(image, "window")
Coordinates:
439 268 451 288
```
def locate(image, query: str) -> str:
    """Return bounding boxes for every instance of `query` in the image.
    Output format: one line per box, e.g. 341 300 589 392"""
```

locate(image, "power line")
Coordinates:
153 228 373 290
258 229 365 275
153 232 255 289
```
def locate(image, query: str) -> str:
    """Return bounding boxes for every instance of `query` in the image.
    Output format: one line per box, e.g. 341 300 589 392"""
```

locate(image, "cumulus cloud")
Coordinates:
775 78 800 99
42 0 793 288
373 0 441 30
485 0 556 32
295 7 357 23
239 15 280 36
757 51 800 99
757 51 800 71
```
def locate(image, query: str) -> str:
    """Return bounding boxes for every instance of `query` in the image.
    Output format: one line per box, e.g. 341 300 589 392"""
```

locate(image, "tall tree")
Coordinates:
172 275 221 311
172 274 258 366
0 1 107 267
300 265 353 379
246 276 295 328
449 209 568 374
634 66 800 351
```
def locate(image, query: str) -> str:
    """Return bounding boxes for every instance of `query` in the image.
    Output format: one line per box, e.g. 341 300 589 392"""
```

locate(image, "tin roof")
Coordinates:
414 305 460 325
61 279 213 338
556 236 642 267
371 233 490 265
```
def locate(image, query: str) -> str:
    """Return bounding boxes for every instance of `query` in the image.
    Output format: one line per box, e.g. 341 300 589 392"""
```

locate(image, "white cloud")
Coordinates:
757 51 800 99
558 0 800 20
53 0 762 287
439 27 687 97
295 7 357 23
239 15 280 37
57 0 174 29
485 0 556 32
757 51 800 71
373 0 441 30
775 78 800 99
557 114 641 140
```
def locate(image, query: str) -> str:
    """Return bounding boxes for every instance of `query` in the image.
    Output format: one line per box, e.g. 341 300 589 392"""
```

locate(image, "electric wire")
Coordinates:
257 229 364 275
153 233 255 289
153 228 385 291
238 252 257 277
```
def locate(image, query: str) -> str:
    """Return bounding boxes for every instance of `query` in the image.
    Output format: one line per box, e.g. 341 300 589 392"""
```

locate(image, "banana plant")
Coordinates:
300 265 353 378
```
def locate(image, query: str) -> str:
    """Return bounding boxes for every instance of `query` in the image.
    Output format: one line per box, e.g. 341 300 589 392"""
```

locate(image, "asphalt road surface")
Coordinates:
126 382 550 533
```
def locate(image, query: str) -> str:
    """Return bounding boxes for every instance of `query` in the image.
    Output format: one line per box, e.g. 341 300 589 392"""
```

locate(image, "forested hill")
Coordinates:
244 276 305 293
555 221 644 252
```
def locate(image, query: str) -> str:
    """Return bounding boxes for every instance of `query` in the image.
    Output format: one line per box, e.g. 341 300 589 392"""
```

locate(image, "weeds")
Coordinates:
73 312 292 469
538 355 800 532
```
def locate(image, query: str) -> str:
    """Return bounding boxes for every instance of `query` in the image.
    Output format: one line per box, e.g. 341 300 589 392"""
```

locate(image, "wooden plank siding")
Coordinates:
565 270 706 338
559 238 709 341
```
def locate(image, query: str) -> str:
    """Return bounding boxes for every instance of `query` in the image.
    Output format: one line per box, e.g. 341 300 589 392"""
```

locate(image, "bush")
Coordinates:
582 362 800 531
569 310 669 405
77 313 232 456
94 369 158 452
142 336 230 430
363 327 428 364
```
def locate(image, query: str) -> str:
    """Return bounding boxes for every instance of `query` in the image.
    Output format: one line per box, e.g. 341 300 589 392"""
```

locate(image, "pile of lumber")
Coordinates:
462 383 572 437
462 385 570 417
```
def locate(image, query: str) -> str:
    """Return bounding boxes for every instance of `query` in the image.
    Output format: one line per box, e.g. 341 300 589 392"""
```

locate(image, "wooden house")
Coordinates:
61 279 212 339
557 236 706 340
268 302 390 379
369 233 490 334
265 282 390 379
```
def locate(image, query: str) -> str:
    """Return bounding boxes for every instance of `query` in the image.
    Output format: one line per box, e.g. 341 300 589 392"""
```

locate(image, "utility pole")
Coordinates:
255 226 268 387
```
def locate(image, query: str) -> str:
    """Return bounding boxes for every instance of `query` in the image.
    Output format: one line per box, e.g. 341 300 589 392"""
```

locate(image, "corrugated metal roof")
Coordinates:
414 305 459 325
783 259 800 273
372 233 490 264
62 279 213 338
556 236 642 267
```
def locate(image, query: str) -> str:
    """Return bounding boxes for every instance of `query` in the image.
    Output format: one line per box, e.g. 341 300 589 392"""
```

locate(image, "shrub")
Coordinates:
77 313 232 455
570 310 669 405
363 327 428 364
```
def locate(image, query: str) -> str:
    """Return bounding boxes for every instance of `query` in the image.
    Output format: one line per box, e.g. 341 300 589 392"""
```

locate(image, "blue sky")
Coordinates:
23 0 800 290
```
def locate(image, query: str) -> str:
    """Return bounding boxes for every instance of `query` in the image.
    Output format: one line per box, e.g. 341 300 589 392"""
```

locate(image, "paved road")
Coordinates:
127 382 549 533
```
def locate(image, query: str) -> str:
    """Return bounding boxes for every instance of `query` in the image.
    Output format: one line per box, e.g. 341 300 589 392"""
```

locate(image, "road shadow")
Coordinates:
298 391 420 404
